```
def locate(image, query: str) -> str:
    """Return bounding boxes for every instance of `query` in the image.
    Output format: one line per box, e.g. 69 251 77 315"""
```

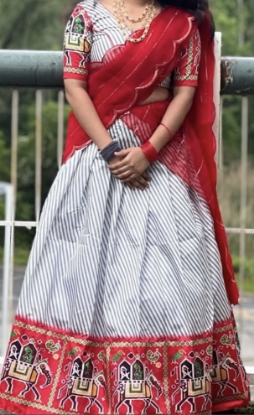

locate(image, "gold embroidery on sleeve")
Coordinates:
64 67 88 75
174 36 198 82
65 34 91 53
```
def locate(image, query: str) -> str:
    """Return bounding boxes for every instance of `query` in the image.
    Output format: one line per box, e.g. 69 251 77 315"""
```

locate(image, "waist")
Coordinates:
138 86 171 106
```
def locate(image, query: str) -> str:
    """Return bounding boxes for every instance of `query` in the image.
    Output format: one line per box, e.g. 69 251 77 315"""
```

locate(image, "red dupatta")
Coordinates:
63 7 239 305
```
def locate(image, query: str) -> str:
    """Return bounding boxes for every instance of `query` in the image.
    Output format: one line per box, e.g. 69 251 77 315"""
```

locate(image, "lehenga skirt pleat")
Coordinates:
0 120 250 414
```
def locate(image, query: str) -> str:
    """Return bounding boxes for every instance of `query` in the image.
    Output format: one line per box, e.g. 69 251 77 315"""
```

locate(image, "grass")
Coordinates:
0 246 30 267
240 279 254 294
218 163 254 233
217 164 254 293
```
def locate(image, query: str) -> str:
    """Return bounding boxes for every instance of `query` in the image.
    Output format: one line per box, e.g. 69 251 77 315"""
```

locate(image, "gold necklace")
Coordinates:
113 0 157 43
121 0 149 23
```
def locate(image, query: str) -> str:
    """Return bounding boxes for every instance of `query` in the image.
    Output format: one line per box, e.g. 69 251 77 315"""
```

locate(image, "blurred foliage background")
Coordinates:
0 0 254 291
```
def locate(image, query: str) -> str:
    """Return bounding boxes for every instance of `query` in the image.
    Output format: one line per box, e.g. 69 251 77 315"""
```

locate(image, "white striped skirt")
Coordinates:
18 119 232 335
0 120 250 415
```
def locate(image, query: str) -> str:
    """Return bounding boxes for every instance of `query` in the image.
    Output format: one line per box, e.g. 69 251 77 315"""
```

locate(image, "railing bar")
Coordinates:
57 90 65 169
1 223 254 234
35 90 42 222
9 219 15 348
239 98 248 294
226 228 254 234
9 90 19 351
218 97 224 176
0 221 38 227
11 90 18 221
238 97 248 339
213 32 222 166
1 91 19 356
1 51 254 95
1 186 13 357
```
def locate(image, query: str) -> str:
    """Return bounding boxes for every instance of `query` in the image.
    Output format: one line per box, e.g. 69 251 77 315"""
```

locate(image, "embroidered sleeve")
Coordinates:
63 4 93 81
173 29 201 87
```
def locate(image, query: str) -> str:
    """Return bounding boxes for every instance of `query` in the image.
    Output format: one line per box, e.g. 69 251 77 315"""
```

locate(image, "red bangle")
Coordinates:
160 122 173 138
140 141 159 164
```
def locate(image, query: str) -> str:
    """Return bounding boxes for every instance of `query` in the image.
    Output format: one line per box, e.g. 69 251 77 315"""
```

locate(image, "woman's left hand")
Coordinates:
108 147 150 181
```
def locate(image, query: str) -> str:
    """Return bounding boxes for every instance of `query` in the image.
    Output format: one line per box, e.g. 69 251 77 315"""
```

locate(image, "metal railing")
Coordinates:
1 50 254 94
0 48 254 400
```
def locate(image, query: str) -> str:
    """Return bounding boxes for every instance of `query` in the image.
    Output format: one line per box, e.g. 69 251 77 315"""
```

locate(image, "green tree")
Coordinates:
0 0 72 50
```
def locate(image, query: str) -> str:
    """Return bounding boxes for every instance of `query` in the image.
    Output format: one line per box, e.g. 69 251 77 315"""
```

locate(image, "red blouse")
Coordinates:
63 6 93 82
63 4 201 87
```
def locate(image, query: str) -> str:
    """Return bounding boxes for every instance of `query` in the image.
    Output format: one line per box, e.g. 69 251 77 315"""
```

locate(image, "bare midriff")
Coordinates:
139 86 170 105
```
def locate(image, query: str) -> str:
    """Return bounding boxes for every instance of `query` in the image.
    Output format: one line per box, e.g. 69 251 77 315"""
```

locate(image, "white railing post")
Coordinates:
0 182 13 356
57 90 65 169
213 32 222 166
35 90 43 222
238 97 249 338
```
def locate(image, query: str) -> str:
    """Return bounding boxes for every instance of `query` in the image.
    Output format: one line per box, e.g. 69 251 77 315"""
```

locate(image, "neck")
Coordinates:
123 0 151 6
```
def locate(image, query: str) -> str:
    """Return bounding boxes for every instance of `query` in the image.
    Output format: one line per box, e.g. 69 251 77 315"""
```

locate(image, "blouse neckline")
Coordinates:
95 0 166 35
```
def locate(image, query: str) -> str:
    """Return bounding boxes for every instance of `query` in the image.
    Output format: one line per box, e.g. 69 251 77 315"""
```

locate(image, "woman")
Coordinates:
0 0 250 414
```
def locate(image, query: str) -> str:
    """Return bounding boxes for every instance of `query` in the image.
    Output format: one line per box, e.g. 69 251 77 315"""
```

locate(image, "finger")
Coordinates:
142 171 151 181
110 165 131 175
122 174 149 186
108 160 129 170
130 179 146 190
121 174 137 182
125 182 135 190
122 178 135 190
116 171 136 180
114 149 131 157
131 178 147 191
136 176 150 188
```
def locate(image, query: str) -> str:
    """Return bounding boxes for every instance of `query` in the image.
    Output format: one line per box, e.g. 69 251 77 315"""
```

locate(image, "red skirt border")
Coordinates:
0 315 250 414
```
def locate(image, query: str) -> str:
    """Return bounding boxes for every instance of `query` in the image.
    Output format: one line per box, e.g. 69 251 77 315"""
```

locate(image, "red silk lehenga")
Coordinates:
0 1 250 414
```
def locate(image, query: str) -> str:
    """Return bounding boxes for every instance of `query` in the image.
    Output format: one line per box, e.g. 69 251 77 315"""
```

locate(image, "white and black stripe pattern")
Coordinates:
17 119 231 338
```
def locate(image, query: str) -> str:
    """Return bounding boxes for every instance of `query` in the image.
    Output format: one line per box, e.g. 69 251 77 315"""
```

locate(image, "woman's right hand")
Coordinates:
109 155 150 190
